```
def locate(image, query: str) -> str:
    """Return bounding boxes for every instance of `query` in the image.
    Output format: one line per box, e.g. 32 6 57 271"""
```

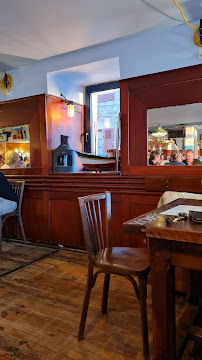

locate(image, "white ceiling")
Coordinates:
0 0 201 72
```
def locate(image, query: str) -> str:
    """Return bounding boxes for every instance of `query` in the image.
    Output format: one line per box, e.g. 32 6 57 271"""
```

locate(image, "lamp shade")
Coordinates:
67 102 74 118
151 126 167 137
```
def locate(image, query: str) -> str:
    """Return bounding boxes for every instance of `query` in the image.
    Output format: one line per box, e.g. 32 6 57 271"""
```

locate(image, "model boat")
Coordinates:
76 151 116 172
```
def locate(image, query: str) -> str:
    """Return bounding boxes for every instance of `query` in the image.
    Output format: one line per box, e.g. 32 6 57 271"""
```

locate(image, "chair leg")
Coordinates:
138 274 150 360
19 215 27 245
101 273 110 314
4 220 9 242
78 272 93 341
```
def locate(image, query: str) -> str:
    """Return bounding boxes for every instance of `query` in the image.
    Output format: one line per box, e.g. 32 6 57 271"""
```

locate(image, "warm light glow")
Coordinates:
104 119 110 128
67 104 74 118
15 148 18 153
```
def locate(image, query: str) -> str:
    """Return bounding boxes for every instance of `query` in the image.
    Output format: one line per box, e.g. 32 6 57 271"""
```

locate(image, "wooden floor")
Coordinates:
0 243 197 359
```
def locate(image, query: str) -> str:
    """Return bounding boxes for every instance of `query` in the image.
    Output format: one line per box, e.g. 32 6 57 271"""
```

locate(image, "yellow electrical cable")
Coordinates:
172 0 202 47
173 0 198 30
193 26 202 47
0 73 12 96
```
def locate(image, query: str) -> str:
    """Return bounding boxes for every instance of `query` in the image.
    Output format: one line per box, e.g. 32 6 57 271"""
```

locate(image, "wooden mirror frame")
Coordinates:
120 64 202 176
0 95 47 175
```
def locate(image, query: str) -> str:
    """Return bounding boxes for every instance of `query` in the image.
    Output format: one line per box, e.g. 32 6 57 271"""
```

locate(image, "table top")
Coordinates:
123 198 202 244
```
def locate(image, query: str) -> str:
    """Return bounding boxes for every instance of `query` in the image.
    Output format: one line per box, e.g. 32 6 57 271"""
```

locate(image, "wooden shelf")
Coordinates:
7 141 30 144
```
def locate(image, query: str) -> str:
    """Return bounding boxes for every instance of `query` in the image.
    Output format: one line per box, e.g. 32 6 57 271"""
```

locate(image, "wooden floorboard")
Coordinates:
0 243 196 359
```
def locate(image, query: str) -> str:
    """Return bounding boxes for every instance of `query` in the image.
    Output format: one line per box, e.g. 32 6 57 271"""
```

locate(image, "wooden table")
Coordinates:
123 198 202 360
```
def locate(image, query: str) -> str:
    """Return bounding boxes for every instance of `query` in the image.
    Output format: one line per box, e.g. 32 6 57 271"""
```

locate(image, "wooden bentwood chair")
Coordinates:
78 192 150 360
0 180 26 250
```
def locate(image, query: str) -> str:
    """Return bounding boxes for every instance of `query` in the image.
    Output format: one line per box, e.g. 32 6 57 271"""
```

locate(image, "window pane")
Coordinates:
91 89 120 156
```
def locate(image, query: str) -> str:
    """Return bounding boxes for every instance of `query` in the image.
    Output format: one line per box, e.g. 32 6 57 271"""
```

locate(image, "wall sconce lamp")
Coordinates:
67 101 74 118
61 94 75 118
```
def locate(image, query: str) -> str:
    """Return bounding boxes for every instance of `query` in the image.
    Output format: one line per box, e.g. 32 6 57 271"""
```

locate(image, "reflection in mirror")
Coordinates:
0 124 30 169
147 103 202 166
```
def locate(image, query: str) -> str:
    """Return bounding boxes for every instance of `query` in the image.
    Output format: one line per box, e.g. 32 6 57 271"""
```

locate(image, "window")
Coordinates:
90 89 120 156
85 81 120 156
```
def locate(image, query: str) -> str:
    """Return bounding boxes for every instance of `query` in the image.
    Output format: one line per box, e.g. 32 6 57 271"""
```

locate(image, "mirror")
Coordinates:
147 103 202 166
0 124 31 169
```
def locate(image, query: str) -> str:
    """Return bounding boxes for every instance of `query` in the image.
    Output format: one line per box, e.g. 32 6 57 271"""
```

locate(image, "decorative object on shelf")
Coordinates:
107 149 118 157
53 135 76 173
61 94 75 118
151 126 168 138
0 124 30 162
0 134 7 143
0 124 29 143
0 72 12 96
76 151 115 172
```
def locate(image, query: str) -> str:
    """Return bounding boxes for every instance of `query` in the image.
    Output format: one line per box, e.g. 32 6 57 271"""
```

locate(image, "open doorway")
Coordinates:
90 88 120 156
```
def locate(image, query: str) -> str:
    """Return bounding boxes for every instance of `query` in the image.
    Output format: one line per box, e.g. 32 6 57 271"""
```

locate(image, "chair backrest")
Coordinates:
78 192 112 258
8 180 25 213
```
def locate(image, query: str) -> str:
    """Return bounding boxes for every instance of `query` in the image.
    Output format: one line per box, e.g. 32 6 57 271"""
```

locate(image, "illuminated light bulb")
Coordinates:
67 103 74 118
104 119 110 128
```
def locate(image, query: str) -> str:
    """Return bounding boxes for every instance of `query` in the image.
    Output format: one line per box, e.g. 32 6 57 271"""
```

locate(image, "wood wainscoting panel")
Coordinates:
130 194 160 248
111 193 123 247
22 196 49 244
145 176 202 193
49 198 84 248
49 191 123 249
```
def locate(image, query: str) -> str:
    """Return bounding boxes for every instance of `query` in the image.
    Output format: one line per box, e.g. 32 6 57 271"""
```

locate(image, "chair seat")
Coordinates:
94 247 150 275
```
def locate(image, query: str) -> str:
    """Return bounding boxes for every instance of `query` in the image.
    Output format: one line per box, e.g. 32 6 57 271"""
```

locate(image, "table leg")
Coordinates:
188 270 202 306
150 238 176 360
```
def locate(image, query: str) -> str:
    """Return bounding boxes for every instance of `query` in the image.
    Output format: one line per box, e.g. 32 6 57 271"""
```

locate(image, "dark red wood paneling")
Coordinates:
145 176 202 193
120 63 202 172
127 63 202 90
131 78 202 109
120 80 129 175
22 196 49 244
49 198 82 247
129 94 147 166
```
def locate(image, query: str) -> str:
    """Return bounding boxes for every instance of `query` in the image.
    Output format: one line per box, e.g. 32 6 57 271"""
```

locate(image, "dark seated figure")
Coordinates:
182 149 201 166
149 150 160 165
0 172 17 216
165 150 185 166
